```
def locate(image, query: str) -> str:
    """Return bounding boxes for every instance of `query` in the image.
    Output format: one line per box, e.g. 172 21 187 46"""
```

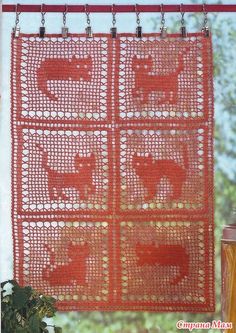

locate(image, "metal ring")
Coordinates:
41 3 46 26
160 3 165 26
63 4 68 26
180 3 185 26
85 4 91 26
135 4 140 26
15 3 21 26
202 3 208 26
41 3 46 15
16 3 21 14
112 4 116 27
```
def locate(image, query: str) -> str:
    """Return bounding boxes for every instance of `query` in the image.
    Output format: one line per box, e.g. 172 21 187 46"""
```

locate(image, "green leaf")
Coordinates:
16 327 28 333
12 289 29 310
40 321 47 329
28 314 40 333
24 286 33 295
1 280 18 289
12 285 32 309
1 280 60 333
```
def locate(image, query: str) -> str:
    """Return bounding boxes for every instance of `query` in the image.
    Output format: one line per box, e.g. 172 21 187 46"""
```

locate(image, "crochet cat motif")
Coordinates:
136 242 189 285
37 55 92 100
37 145 96 201
132 53 186 105
132 146 188 200
42 243 89 286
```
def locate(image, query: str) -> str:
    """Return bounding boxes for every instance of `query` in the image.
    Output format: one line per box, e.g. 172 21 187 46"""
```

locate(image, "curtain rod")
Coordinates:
2 4 236 13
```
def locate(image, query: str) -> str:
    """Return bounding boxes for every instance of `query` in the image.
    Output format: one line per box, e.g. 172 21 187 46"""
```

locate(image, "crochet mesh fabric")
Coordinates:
11 33 214 312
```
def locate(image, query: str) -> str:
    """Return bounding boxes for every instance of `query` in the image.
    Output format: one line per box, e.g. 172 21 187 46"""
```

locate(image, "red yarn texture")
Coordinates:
11 33 214 312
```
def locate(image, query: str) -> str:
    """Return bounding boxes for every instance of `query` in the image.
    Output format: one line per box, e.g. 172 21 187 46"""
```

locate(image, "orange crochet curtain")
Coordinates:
11 32 214 312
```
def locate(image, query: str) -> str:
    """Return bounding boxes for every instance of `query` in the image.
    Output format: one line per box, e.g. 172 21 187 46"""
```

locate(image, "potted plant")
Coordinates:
1 280 62 333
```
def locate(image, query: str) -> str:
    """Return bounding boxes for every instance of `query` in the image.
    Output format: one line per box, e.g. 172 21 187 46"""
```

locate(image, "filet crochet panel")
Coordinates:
11 33 214 312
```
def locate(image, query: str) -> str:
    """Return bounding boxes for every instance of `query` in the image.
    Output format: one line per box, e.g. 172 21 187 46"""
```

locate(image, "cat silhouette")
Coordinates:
136 242 189 285
36 145 96 201
132 52 187 105
37 55 92 100
42 242 89 286
132 145 188 201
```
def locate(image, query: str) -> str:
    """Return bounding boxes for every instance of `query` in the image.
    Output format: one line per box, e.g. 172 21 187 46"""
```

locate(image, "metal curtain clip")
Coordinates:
111 4 117 38
62 4 69 38
39 3 46 38
110 4 117 38
202 3 210 37
13 3 21 38
180 3 187 38
135 4 142 38
85 4 93 38
160 4 167 39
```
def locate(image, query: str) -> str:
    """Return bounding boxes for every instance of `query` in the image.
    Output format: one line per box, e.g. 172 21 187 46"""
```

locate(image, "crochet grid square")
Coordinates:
118 219 213 311
116 35 212 123
16 125 111 215
11 32 214 312
15 219 111 309
18 36 110 124
116 126 208 214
